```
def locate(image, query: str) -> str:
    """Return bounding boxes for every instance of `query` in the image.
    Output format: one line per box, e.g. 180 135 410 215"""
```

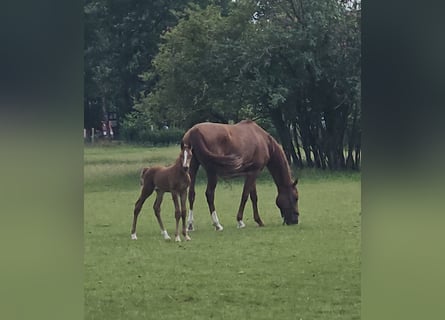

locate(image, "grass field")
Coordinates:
84 144 361 319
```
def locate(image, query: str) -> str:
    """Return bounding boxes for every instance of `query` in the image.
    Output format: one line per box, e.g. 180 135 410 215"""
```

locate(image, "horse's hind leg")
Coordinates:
205 172 223 231
153 191 171 240
131 182 155 240
187 157 199 231
250 183 264 227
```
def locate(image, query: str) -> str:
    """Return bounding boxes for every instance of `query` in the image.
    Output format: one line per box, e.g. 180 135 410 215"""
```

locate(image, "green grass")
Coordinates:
85 144 361 319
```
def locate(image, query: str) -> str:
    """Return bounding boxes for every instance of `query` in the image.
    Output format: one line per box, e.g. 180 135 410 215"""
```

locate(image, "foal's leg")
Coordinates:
131 182 155 239
186 157 200 231
180 190 191 241
153 190 171 240
206 172 223 231
250 183 264 227
172 192 182 242
236 173 257 228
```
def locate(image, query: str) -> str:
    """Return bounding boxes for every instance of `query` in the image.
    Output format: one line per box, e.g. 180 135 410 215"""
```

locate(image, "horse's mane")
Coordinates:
267 135 293 187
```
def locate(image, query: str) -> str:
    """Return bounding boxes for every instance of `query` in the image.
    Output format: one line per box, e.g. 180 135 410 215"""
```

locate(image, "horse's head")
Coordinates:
180 143 192 170
276 178 299 225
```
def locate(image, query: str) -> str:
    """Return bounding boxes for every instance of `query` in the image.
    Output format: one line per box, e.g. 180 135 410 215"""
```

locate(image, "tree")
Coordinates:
239 0 361 169
84 0 213 130
136 2 254 128
118 0 361 170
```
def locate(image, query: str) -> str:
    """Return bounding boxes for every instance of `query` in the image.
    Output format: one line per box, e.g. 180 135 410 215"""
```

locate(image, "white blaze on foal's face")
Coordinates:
182 149 191 168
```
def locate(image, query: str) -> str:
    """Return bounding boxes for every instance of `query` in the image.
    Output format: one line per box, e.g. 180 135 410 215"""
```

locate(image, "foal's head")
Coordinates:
180 144 192 170
276 178 300 225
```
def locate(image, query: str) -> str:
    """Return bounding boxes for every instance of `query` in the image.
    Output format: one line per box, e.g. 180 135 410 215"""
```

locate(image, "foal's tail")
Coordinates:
140 167 150 185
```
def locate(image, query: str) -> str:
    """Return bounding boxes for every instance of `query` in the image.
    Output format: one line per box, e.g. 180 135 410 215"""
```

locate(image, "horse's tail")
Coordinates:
182 128 243 171
140 167 149 185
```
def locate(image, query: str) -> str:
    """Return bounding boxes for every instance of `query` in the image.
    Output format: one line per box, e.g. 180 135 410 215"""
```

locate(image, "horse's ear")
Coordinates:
181 141 191 150
292 178 298 187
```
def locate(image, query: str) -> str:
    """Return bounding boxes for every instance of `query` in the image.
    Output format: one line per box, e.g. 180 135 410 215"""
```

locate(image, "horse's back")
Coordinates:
141 165 162 186
187 120 269 151
183 120 272 174
142 163 189 193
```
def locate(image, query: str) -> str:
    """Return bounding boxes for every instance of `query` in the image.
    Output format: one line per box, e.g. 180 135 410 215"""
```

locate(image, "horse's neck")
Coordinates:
267 140 292 190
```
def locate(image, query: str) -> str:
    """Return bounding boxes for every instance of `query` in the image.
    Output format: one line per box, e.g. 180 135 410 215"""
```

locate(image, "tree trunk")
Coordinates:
303 145 313 167
346 103 360 170
291 121 304 168
269 108 300 169
299 118 314 167
101 96 107 122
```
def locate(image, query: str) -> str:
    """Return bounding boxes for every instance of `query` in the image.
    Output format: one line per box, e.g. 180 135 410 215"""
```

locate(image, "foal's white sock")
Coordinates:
237 220 246 229
161 230 171 240
187 210 194 224
211 211 224 231
187 210 194 231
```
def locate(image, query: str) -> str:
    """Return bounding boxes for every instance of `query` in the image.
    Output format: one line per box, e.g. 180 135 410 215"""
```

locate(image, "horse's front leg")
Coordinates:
205 172 223 231
186 157 200 231
180 190 191 241
236 173 258 228
250 183 264 227
172 192 182 242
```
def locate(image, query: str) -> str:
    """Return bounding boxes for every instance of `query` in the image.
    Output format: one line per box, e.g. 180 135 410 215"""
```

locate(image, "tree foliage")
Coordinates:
84 0 361 170
84 0 213 129
134 0 361 169
135 3 252 127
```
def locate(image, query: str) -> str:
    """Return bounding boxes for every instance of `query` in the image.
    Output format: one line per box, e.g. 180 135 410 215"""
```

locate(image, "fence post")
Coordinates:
91 128 95 144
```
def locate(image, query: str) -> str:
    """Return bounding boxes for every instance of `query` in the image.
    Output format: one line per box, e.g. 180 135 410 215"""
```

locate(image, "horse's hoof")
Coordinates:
185 235 191 241
131 233 137 240
237 220 246 229
175 236 181 242
161 230 171 240
214 224 224 231
187 224 194 232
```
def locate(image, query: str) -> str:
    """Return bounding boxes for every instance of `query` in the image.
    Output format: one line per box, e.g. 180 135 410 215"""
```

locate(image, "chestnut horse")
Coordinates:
131 146 192 242
181 120 299 231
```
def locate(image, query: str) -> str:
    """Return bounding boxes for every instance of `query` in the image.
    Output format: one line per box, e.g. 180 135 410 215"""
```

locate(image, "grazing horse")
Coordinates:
181 119 299 231
131 146 192 242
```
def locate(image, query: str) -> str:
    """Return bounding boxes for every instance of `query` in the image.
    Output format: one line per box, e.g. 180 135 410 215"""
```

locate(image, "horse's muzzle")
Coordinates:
284 214 299 225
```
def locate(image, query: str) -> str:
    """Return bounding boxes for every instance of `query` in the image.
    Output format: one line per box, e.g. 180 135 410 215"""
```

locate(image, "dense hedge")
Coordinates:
119 111 184 145
121 126 184 145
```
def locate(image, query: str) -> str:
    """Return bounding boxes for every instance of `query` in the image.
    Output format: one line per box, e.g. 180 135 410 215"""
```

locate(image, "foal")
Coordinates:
131 146 192 242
